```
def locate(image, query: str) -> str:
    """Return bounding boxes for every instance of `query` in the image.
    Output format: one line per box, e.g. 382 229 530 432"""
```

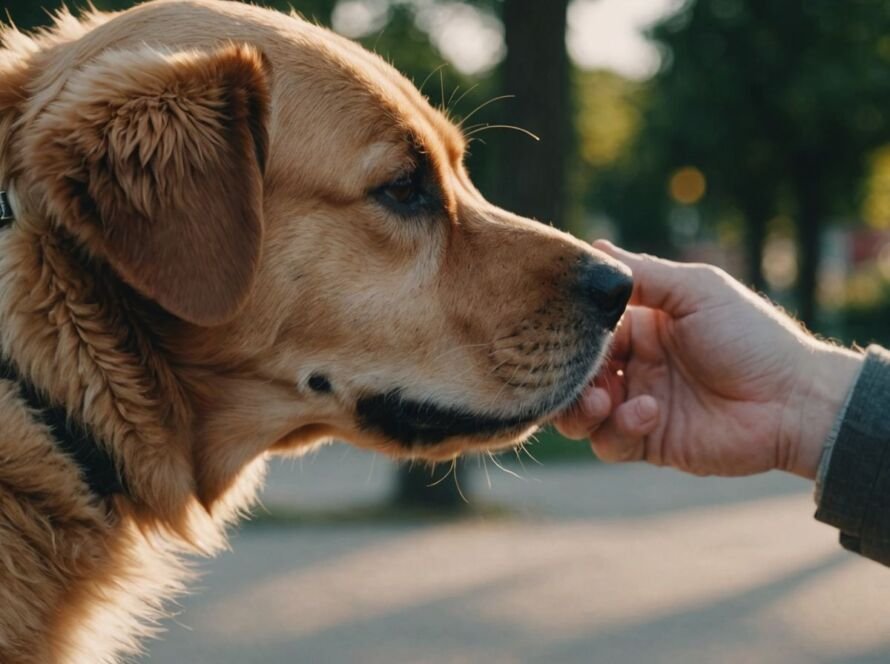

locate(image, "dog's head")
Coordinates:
12 0 631 503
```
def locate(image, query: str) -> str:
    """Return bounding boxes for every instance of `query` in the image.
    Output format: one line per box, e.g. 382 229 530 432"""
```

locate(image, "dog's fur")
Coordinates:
0 1 626 661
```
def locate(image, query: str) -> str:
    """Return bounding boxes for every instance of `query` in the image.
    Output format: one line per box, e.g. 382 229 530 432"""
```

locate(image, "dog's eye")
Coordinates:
380 173 423 206
375 170 427 211
383 175 420 205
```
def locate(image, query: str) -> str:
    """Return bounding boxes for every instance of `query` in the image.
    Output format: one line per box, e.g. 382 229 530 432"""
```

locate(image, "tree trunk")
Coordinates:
493 0 571 228
742 202 769 293
396 0 570 509
796 214 820 329
792 164 824 329
395 461 467 512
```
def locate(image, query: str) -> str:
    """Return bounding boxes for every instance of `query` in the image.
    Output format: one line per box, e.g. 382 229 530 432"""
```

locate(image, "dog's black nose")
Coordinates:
577 260 633 330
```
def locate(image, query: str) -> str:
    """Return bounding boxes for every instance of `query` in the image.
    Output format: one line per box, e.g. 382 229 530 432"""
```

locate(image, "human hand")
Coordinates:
554 242 863 479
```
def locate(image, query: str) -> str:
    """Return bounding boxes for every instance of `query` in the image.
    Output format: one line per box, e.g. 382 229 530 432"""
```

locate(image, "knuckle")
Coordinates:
692 263 725 281
555 421 586 441
590 441 620 463
592 437 638 464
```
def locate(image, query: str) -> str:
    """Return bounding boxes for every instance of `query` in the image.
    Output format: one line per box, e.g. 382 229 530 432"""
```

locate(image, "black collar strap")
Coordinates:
0 358 126 498
0 191 14 228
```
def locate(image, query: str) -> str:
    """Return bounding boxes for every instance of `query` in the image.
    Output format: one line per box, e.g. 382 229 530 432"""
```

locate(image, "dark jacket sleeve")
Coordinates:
815 345 890 566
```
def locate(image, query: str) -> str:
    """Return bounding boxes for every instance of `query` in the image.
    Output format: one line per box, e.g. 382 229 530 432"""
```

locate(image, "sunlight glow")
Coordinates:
331 0 390 38
567 0 686 79
331 0 504 76
414 2 505 76
331 0 684 79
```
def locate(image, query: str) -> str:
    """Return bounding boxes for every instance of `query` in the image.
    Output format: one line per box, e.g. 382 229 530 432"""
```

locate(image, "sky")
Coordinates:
330 0 686 78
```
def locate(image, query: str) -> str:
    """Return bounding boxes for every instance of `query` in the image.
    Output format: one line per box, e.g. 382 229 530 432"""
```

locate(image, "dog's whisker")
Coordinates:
457 94 515 129
453 459 470 504
460 122 489 134
427 460 454 487
365 453 377 485
481 453 492 489
450 82 480 113
489 451 523 480
418 63 447 97
522 440 543 466
446 83 461 111
464 123 540 142
513 446 530 474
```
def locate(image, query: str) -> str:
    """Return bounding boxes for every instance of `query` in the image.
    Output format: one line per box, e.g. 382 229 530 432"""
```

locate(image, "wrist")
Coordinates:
784 343 864 480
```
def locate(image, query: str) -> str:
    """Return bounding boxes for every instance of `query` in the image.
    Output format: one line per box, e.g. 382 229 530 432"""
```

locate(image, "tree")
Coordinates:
488 0 571 229
614 0 890 325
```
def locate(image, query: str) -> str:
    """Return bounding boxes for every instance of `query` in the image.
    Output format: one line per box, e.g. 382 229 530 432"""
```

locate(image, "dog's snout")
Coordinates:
576 260 633 330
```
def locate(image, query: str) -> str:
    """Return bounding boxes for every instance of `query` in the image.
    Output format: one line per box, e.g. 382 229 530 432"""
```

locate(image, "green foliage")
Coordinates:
647 0 890 208
575 71 644 171
596 0 890 322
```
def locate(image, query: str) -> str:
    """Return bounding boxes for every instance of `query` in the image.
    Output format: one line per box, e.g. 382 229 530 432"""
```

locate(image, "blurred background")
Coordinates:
7 0 890 661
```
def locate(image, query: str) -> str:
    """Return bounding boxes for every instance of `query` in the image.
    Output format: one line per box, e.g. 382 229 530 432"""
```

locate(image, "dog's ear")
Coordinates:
27 44 269 325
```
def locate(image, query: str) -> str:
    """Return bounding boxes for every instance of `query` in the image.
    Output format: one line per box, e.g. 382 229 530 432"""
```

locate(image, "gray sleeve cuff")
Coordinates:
814 352 866 503
814 345 890 566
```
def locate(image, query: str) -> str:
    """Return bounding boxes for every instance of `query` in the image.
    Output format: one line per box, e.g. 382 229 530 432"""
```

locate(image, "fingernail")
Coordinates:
635 396 658 422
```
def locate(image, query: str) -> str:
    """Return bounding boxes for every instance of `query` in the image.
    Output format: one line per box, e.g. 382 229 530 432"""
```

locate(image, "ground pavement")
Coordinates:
142 444 890 663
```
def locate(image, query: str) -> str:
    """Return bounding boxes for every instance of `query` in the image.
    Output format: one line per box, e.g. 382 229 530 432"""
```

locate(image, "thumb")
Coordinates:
593 240 723 316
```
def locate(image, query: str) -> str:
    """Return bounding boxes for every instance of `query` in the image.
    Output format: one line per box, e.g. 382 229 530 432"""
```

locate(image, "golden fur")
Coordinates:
0 1 626 661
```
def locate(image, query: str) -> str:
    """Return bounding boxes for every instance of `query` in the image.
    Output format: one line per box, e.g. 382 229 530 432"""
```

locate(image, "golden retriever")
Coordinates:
0 0 632 661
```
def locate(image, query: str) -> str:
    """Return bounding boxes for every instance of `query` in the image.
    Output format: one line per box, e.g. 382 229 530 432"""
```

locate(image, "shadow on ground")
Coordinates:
142 446 890 664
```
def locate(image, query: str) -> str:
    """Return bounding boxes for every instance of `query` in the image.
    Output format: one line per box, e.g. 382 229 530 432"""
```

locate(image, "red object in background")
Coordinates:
850 229 890 265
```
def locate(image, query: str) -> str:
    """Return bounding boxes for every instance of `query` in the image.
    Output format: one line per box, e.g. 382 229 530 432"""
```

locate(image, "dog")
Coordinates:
0 0 632 660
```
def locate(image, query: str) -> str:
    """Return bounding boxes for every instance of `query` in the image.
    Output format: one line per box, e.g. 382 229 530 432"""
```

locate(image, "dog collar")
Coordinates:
0 358 126 499
0 191 14 228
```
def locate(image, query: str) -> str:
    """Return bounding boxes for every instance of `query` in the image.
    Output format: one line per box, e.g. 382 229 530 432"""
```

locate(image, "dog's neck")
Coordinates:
0 66 200 531
0 214 232 548
0 40 285 546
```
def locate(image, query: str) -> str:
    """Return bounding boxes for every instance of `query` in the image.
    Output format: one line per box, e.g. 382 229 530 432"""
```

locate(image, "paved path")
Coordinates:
142 445 890 663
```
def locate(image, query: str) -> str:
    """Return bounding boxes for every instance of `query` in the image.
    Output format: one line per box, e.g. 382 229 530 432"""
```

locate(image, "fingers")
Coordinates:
589 395 659 463
553 386 612 440
553 386 660 468
593 240 725 317
606 305 633 362
553 326 633 440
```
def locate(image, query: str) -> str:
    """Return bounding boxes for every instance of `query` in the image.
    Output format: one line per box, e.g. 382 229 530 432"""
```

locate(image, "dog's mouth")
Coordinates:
356 389 541 447
355 343 607 450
